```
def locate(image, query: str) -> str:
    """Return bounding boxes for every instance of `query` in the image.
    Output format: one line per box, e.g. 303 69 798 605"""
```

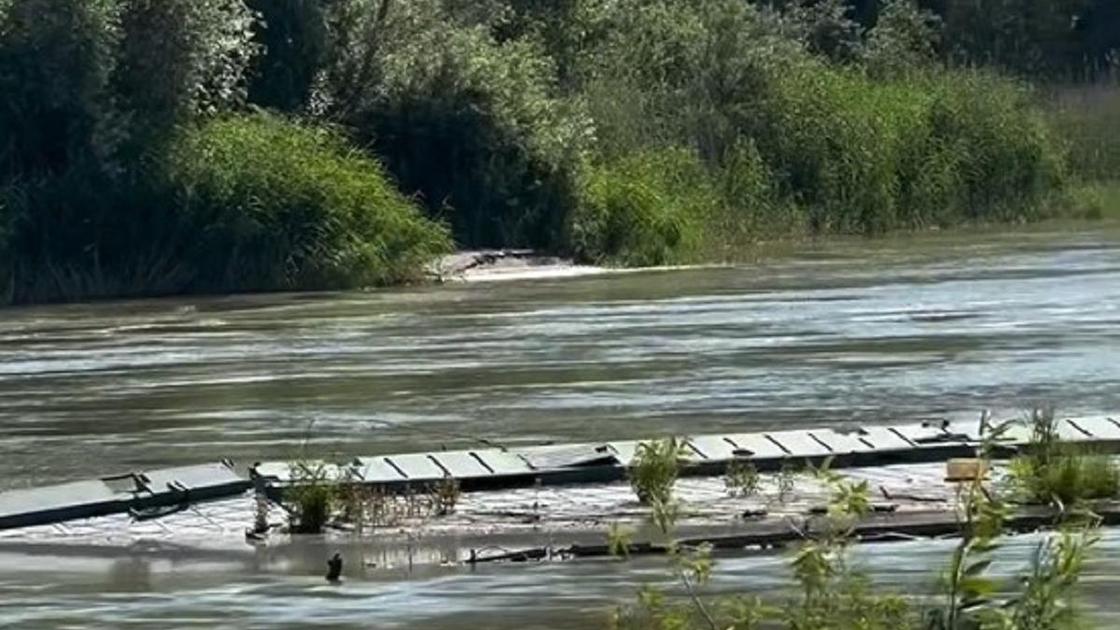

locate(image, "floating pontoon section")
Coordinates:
0 462 248 530
3 415 1119 531
253 414 1120 493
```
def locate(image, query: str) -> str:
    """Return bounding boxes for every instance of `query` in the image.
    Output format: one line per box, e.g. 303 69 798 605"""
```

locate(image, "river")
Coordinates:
1 225 1118 627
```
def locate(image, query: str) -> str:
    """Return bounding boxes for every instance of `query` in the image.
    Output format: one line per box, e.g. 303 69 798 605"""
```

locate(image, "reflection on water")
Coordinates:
1 226 1119 627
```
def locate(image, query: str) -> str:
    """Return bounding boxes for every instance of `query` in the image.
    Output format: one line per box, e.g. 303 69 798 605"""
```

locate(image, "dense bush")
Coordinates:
0 164 189 303
165 114 451 292
113 0 258 148
571 143 794 265
747 64 1066 233
0 0 268 302
0 0 258 176
0 115 450 304
571 149 717 266
245 0 331 113
1048 84 1120 183
861 0 942 78
745 59 906 233
0 0 1106 304
0 0 121 178
569 0 1069 265
320 0 592 250
923 72 1067 221
937 0 1119 82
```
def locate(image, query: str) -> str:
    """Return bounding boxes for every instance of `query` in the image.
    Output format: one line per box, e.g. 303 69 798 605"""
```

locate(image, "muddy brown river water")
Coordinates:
1 225 1119 628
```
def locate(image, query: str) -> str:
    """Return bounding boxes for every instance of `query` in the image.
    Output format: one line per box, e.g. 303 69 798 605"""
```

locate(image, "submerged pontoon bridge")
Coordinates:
3 414 1119 531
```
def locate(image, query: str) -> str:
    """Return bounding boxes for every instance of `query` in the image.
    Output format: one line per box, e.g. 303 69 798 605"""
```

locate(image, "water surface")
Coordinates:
1 226 1119 627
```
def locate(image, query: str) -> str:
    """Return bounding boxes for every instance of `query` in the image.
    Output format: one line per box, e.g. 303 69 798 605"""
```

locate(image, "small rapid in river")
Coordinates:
1 225 1119 628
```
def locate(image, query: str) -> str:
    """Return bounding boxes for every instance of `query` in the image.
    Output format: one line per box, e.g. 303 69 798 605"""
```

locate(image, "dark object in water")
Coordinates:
326 552 343 583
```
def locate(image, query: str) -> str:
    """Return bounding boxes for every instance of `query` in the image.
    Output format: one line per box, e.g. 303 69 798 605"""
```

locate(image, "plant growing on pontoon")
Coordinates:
927 412 1101 630
630 437 686 507
608 522 635 560
613 457 908 630
332 475 464 532
609 406 1103 630
777 460 799 503
924 411 1014 629
430 476 462 516
611 477 729 630
286 461 336 534
1006 408 1120 508
926 476 1009 630
334 471 416 532
928 479 1100 630
725 459 761 498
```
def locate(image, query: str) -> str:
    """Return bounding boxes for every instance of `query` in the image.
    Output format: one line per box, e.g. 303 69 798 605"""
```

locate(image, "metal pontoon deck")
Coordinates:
3 414 1118 531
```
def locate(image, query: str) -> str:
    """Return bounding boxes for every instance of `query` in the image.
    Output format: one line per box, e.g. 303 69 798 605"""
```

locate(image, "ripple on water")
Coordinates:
1 228 1119 625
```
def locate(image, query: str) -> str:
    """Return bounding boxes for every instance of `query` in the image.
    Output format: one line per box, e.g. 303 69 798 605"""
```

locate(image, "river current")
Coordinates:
1 226 1118 628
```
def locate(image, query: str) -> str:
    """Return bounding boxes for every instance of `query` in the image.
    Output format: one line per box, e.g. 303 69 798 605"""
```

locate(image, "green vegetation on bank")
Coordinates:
0 0 1117 304
0 114 447 303
166 116 450 293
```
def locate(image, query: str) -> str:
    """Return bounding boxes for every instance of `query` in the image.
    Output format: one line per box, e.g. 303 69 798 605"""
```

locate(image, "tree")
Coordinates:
0 0 121 177
318 0 592 249
246 0 333 112
862 0 942 77
114 0 258 151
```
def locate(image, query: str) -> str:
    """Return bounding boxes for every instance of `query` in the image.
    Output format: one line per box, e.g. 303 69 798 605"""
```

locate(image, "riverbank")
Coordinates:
6 1 1113 307
435 211 1120 284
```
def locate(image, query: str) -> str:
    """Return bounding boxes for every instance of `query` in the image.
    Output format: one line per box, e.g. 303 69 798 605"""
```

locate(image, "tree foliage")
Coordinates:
114 0 257 145
246 0 332 112
935 0 1119 81
317 0 593 249
0 0 1113 304
0 0 121 177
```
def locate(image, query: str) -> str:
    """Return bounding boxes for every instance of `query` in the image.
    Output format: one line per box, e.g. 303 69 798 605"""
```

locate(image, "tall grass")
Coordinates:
0 114 451 304
1010 454 1120 506
571 149 718 266
0 165 195 304
573 59 1069 266
1007 408 1120 506
747 63 1067 232
166 114 451 293
1047 84 1120 183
